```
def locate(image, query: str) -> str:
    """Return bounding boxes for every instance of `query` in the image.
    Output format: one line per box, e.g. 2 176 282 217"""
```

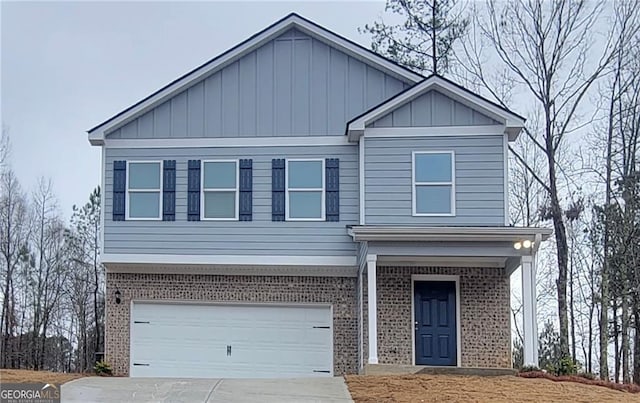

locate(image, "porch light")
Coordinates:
115 289 122 305
514 242 522 250
523 240 532 248
514 240 534 250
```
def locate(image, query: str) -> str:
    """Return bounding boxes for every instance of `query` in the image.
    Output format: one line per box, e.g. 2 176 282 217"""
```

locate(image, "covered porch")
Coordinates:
349 226 552 374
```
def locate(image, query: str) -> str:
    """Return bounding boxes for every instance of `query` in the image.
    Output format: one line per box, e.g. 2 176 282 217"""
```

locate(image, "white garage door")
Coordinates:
130 302 333 378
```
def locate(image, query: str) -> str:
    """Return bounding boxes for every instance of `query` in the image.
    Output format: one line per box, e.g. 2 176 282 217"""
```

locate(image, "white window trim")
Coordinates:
200 159 240 221
125 160 163 221
285 159 326 221
412 151 456 217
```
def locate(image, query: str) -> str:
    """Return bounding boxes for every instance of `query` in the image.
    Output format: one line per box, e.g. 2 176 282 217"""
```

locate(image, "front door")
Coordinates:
414 281 457 366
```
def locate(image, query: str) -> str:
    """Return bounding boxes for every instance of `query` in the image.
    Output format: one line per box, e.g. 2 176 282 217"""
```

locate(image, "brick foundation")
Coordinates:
106 272 358 376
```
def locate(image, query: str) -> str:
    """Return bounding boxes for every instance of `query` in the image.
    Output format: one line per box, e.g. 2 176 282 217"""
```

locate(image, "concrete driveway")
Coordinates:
61 377 354 402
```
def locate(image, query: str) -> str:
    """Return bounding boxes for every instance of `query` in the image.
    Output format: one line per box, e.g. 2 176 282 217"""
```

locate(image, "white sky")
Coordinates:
1 0 387 217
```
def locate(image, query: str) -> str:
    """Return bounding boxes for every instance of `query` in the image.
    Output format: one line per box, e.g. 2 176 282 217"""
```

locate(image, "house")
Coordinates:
87 13 551 378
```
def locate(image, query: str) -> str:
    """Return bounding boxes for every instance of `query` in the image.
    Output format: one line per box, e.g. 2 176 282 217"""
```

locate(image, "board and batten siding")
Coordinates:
103 145 358 256
364 135 505 226
368 90 501 128
106 28 410 140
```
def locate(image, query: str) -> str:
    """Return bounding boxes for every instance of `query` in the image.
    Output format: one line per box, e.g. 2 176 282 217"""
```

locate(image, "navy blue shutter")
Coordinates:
162 160 176 221
272 159 285 221
112 161 126 221
325 158 340 221
187 160 201 221
239 159 253 221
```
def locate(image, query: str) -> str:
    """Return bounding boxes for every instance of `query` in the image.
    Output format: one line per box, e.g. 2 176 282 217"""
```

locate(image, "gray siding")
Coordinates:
104 144 358 256
369 90 500 127
364 135 505 226
107 28 410 140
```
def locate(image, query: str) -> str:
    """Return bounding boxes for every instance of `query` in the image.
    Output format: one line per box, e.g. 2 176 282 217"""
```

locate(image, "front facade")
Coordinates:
88 13 550 378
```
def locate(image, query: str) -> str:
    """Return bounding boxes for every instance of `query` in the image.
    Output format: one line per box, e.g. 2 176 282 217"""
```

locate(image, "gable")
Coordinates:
367 90 501 128
106 28 410 140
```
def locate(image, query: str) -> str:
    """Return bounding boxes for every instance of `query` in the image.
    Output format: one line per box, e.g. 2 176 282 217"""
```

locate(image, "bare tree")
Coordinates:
459 0 638 361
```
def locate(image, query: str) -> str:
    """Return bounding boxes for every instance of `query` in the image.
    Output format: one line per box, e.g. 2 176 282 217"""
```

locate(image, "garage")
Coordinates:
129 302 333 378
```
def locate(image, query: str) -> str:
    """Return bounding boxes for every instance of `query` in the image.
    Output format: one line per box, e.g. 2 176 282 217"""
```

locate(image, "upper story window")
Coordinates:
127 161 162 220
286 159 325 221
412 151 455 216
202 160 238 220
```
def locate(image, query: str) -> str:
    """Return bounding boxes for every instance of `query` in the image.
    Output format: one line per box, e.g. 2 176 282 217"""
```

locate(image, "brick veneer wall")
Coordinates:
363 266 512 368
106 272 358 376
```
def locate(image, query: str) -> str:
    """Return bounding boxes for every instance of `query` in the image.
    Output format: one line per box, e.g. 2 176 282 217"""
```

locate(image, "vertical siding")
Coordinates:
104 29 411 139
364 135 505 225
370 90 501 128
104 145 359 256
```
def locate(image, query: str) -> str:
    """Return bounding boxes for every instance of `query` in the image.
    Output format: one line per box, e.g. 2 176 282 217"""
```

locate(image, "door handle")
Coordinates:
227 345 232 356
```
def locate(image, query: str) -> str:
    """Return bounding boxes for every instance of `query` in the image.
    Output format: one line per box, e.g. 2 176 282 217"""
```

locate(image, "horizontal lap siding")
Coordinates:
364 135 505 225
106 29 409 140
104 145 358 256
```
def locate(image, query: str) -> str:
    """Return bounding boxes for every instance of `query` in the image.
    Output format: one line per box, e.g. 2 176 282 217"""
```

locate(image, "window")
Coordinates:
286 159 325 220
202 160 238 220
127 161 162 220
413 151 455 216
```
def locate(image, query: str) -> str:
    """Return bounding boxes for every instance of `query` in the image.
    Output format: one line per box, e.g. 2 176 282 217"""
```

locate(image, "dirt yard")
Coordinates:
345 374 640 403
0 369 87 384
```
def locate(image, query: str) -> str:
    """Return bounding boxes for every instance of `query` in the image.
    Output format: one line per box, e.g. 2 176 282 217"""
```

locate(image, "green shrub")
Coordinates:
94 360 113 376
551 357 577 376
520 365 541 373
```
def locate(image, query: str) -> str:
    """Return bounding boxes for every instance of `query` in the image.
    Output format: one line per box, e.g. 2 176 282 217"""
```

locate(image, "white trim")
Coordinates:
106 263 357 277
359 137 365 225
125 160 163 221
129 300 335 377
364 126 507 138
412 151 456 217
347 76 525 142
88 14 422 145
410 274 462 367
100 146 105 255
101 253 356 266
348 225 553 242
521 255 539 366
103 136 352 149
285 159 326 221
503 134 510 226
200 160 239 221
366 254 378 364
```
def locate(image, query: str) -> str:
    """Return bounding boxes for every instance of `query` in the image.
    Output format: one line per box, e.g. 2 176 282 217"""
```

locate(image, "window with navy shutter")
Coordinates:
325 158 339 221
112 161 126 221
187 160 201 221
162 160 176 221
239 159 253 221
272 159 285 221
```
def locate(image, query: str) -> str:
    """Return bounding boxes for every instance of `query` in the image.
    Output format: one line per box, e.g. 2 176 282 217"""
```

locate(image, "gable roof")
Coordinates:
346 74 526 141
87 13 424 145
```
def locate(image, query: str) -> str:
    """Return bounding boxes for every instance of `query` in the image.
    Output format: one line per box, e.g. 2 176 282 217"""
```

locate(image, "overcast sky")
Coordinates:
1 1 387 218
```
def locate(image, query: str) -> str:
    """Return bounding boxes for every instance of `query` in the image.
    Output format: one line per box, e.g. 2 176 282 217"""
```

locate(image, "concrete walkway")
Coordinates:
61 377 354 402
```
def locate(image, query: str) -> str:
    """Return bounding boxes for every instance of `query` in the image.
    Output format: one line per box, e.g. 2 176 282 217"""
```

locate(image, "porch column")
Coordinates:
367 254 378 364
521 254 539 366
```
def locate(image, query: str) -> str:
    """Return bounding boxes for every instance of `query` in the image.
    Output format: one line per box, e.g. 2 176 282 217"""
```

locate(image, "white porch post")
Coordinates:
521 254 539 367
366 254 378 364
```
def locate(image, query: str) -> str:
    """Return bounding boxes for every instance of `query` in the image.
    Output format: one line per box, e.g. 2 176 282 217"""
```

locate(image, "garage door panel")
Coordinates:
130 303 332 378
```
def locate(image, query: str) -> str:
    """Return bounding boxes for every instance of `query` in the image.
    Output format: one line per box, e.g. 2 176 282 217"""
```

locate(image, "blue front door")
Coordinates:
414 281 457 366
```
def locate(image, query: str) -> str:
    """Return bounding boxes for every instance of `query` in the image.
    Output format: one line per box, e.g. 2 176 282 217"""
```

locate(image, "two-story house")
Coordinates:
87 13 551 378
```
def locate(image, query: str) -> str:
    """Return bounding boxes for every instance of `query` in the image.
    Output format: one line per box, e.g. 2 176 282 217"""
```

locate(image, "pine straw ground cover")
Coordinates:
345 374 640 403
0 369 87 384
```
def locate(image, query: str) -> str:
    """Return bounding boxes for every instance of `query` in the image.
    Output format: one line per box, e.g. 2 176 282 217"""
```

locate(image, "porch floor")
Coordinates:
363 364 516 377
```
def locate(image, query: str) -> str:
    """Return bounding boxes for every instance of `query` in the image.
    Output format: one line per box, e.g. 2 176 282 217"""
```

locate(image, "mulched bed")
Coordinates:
518 371 640 393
